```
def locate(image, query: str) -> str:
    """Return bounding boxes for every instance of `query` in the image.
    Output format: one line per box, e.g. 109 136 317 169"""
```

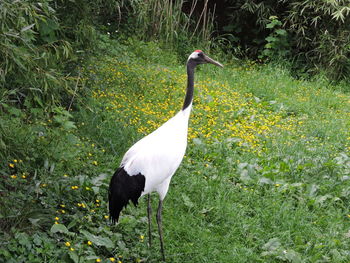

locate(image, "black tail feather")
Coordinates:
108 167 146 223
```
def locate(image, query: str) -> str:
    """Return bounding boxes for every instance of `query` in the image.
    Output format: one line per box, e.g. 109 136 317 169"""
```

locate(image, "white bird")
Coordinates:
108 50 223 261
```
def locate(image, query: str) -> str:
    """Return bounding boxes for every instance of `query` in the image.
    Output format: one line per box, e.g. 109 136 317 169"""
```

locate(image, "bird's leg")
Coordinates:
147 194 152 247
156 199 165 261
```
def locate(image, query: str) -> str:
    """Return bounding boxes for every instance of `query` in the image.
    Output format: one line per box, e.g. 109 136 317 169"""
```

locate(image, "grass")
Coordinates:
1 36 350 262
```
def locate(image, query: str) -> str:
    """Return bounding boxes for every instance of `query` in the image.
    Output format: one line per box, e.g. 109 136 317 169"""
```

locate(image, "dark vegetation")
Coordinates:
1 0 349 262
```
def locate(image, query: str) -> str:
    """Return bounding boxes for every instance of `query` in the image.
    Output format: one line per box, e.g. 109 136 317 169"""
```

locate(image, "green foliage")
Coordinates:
221 0 350 80
1 18 350 262
262 16 290 59
0 0 74 108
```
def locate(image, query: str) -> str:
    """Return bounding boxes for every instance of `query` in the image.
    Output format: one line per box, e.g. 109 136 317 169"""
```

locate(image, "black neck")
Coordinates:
182 60 196 110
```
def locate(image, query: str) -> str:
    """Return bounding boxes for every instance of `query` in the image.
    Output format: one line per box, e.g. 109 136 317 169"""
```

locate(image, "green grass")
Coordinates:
1 37 350 262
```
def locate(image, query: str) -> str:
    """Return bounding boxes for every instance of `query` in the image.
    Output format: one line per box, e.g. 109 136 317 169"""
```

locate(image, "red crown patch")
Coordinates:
194 49 203 53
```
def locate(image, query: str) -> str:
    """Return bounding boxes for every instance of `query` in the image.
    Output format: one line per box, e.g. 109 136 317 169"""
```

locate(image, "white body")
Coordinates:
121 105 192 199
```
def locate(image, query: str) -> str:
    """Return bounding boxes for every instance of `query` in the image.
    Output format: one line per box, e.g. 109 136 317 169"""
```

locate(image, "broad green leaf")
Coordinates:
50 223 70 235
68 251 79 263
262 237 281 251
285 250 302 263
80 230 114 248
275 29 287 36
181 193 194 208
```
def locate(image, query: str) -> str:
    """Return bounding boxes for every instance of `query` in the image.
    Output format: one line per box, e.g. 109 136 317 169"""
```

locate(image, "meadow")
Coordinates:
1 37 350 262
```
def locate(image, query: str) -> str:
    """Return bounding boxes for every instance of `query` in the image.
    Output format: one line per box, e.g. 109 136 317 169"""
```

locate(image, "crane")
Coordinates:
108 50 223 261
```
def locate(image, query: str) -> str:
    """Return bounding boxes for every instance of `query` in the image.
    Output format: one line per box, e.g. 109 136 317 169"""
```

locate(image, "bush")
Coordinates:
220 0 350 80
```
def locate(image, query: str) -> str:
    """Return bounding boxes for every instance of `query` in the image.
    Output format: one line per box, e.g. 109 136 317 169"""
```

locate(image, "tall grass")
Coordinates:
130 0 215 51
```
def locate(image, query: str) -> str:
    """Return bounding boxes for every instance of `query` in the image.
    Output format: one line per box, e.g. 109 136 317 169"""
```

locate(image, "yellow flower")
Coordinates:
13 159 18 163
85 187 91 190
55 217 59 221
92 161 98 166
70 247 75 251
104 215 109 219
347 214 350 218
9 163 15 168
275 184 281 187
87 241 92 246
109 258 115 262
64 174 69 177
65 242 71 247
10 175 17 179
96 259 101 263
54 221 59 224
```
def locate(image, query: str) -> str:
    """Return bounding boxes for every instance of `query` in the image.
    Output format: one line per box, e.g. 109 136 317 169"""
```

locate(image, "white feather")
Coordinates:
188 51 199 60
121 105 192 199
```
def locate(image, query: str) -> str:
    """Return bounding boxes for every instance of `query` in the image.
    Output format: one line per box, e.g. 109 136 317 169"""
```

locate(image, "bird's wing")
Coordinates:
120 111 189 184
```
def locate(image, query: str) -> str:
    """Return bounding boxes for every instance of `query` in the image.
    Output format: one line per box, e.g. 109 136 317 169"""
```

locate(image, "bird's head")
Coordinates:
187 50 223 68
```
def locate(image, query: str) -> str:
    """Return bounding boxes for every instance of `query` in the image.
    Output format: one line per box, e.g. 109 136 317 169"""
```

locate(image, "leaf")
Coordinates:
21 24 35 32
275 29 287 36
285 250 302 263
68 251 79 263
308 184 318 197
258 177 273 185
181 193 194 208
92 173 109 186
193 138 202 145
50 223 71 235
28 218 41 227
262 237 281 251
315 194 332 205
265 36 276 42
80 230 114 248
62 120 77 130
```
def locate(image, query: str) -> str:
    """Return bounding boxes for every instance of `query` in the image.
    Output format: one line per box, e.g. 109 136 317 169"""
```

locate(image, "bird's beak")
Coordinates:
204 55 224 68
